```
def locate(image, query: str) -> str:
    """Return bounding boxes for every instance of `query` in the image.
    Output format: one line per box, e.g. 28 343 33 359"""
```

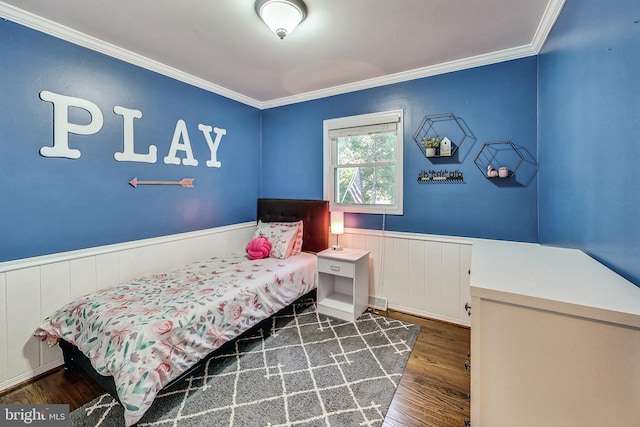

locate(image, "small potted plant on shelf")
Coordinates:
421 136 442 157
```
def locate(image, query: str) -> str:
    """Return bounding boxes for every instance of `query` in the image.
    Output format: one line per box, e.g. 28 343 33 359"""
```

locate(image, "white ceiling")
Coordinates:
0 0 564 108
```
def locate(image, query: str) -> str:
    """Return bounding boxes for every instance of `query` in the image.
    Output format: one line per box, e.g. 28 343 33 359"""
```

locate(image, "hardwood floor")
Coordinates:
382 310 471 427
0 366 104 412
0 310 470 426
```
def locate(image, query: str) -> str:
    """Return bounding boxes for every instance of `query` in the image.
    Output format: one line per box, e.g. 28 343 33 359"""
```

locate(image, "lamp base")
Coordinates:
332 245 343 251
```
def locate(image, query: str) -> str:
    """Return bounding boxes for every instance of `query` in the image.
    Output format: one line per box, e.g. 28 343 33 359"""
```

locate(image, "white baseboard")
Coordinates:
368 296 388 311
0 222 256 393
0 360 63 392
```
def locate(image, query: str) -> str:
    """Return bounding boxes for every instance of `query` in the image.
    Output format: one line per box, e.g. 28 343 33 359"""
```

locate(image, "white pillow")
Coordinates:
253 221 299 259
262 220 303 256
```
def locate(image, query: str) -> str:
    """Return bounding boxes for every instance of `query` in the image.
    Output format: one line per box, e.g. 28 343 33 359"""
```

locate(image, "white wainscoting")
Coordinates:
334 228 473 327
0 222 255 392
0 223 472 393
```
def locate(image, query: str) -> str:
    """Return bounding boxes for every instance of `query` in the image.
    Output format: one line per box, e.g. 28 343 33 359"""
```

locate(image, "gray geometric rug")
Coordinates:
70 297 420 426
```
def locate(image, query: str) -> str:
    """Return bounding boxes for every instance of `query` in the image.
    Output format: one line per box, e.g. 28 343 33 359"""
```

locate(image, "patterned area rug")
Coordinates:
70 297 420 426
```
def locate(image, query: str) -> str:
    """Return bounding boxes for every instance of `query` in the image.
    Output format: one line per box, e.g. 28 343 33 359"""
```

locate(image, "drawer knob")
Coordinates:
330 265 341 272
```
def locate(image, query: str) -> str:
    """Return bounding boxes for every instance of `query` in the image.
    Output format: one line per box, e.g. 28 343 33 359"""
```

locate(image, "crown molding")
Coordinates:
1 0 565 110
531 0 566 53
0 2 262 109
260 0 566 109
259 44 538 109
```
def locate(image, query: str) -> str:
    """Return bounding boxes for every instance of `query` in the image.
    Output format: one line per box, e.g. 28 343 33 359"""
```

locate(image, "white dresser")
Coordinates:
469 239 640 427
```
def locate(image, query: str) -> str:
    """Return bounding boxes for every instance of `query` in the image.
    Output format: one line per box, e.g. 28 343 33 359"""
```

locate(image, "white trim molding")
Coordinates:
335 228 473 327
0 3 261 109
531 0 567 53
262 44 538 109
0 0 566 110
0 222 256 392
1 224 476 392
0 222 255 273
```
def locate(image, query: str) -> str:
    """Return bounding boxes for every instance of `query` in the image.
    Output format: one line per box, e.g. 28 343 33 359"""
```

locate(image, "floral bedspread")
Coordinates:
34 252 317 426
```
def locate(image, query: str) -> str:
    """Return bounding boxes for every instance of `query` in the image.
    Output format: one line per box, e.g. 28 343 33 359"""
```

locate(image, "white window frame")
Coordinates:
323 109 404 215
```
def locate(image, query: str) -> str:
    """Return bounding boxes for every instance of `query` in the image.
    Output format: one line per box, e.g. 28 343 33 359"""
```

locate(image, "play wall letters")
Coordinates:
38 90 227 167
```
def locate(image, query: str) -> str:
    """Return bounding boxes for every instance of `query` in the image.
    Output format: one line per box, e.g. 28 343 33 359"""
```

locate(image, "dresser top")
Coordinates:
470 239 640 328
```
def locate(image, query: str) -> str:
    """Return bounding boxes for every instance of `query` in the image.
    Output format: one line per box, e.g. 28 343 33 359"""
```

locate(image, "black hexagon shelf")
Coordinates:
413 113 473 160
473 141 524 179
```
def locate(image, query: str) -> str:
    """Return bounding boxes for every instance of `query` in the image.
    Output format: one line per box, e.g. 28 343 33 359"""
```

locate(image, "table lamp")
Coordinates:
330 211 344 250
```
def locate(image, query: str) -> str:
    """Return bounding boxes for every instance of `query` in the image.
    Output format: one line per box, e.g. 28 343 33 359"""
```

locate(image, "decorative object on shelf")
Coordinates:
440 137 452 156
417 169 465 184
128 177 194 188
413 113 475 160
474 141 524 179
255 0 307 39
421 136 442 157
330 211 344 250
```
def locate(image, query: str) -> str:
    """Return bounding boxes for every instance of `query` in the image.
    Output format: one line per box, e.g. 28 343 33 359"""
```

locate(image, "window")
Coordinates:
323 109 403 215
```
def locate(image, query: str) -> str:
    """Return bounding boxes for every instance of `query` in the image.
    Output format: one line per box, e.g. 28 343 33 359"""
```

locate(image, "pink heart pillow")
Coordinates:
246 236 272 260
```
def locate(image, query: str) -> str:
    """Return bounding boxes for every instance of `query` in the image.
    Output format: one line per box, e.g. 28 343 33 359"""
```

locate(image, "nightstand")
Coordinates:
316 248 370 323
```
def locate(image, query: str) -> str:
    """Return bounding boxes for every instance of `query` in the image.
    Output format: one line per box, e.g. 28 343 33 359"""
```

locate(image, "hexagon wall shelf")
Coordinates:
413 113 474 160
473 141 524 179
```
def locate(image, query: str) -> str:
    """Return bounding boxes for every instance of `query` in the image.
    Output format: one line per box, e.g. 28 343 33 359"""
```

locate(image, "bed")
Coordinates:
34 198 329 426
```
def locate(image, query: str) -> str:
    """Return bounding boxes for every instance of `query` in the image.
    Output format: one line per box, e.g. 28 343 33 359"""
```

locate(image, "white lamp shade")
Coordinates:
330 211 344 235
256 0 306 39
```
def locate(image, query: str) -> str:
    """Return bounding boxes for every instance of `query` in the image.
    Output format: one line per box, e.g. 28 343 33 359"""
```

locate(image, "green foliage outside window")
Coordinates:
335 132 396 205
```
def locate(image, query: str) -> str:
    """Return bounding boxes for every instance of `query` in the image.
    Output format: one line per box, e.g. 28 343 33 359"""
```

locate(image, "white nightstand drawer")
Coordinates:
318 257 354 278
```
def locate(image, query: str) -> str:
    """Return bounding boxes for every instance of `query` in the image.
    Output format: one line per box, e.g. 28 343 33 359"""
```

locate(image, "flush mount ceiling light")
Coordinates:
255 0 307 39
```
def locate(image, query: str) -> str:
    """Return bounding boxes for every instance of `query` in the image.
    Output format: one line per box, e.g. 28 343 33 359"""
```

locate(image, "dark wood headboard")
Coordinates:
257 198 329 253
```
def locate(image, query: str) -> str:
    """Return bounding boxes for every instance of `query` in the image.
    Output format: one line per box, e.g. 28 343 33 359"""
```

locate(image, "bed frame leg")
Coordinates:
59 340 79 371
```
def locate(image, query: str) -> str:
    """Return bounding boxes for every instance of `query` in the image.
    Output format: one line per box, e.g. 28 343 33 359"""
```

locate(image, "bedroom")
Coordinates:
0 0 639 426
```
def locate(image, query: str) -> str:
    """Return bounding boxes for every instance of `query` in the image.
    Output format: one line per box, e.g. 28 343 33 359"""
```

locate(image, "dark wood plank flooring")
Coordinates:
0 310 470 426
381 310 470 427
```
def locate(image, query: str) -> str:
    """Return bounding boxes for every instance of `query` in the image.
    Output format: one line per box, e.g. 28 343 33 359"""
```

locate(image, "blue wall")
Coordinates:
538 0 640 285
5 1 637 287
262 58 539 242
0 20 262 261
